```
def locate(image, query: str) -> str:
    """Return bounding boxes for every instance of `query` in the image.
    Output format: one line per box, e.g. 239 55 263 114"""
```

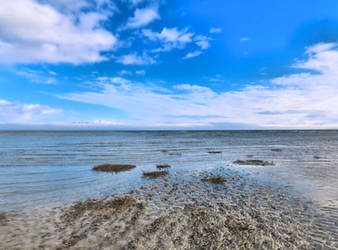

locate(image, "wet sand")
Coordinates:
0 169 337 249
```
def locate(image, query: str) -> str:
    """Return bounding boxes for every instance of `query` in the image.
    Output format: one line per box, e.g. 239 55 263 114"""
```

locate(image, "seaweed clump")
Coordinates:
143 171 168 178
156 164 171 169
201 176 227 184
60 196 144 248
92 164 136 173
208 151 222 154
271 149 282 152
0 212 7 226
62 197 139 224
233 160 275 166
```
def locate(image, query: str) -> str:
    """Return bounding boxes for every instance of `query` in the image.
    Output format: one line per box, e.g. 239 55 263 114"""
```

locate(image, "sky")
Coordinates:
1 0 338 129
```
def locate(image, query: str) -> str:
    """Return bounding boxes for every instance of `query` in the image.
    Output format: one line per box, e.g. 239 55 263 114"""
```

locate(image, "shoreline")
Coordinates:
0 168 337 249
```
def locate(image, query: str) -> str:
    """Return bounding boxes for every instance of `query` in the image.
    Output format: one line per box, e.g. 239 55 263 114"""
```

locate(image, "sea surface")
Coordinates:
0 130 338 212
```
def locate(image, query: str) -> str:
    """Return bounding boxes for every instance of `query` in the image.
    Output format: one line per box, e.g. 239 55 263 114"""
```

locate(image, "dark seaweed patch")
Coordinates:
143 171 169 178
201 176 227 184
156 164 171 169
92 164 136 173
233 160 275 166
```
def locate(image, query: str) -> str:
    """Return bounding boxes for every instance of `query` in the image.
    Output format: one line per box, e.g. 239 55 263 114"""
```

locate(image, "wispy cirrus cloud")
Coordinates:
16 68 57 85
59 43 338 128
0 99 61 124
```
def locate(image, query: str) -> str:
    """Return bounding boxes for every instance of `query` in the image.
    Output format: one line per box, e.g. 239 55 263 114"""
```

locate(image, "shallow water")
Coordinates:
0 130 338 213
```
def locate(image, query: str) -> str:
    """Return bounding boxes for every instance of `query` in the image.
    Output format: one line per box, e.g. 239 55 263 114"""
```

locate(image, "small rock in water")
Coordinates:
233 160 275 166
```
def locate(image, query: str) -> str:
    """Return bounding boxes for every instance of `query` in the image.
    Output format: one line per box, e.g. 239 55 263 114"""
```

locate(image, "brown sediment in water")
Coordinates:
143 171 168 178
92 164 136 173
61 197 139 224
201 176 227 184
59 197 145 248
156 164 171 169
168 151 182 156
233 160 275 166
208 151 222 154
271 148 282 152
0 212 7 226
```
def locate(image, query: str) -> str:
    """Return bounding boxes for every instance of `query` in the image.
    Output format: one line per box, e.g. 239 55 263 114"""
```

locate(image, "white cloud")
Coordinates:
182 35 211 59
118 70 133 75
126 0 146 6
59 43 338 128
142 28 211 59
0 0 117 64
124 7 159 29
183 51 203 59
40 0 90 13
118 69 146 75
194 35 211 50
72 119 122 126
116 52 156 65
136 70 146 75
240 37 249 42
0 100 61 124
209 74 224 82
209 28 222 34
143 27 194 52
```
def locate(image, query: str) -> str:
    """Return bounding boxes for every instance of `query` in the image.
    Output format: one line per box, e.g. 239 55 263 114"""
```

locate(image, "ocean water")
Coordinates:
0 130 338 212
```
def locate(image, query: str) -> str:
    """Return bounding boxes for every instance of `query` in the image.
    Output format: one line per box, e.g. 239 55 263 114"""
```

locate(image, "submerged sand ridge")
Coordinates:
0 169 337 249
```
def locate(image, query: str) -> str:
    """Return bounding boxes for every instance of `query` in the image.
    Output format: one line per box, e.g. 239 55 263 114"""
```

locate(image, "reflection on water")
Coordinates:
0 130 338 212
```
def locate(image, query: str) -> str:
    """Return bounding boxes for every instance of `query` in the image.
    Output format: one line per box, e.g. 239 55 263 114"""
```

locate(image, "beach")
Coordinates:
0 130 338 249
1 168 337 249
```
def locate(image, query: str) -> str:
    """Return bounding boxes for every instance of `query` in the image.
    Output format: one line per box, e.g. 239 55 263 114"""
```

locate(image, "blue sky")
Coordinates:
1 0 338 129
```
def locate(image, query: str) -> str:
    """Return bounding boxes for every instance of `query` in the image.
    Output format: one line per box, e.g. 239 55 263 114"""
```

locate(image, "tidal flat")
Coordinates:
1 168 337 249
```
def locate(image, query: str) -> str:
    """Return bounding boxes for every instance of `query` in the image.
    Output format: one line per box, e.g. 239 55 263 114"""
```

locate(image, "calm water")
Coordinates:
0 130 338 212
